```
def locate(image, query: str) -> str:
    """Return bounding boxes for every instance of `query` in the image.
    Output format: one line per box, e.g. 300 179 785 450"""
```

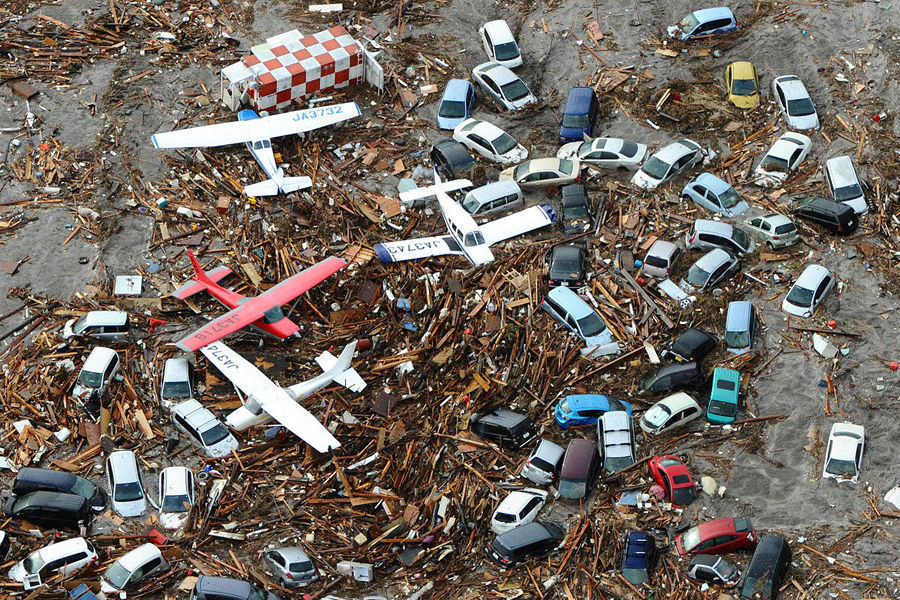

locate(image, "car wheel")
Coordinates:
682 195 692 203
766 241 774 250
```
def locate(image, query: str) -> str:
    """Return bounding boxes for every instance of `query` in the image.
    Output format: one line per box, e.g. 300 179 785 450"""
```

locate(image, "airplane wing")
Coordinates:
398 178 472 204
176 256 346 351
152 102 361 149
373 235 462 263
479 203 558 246
200 342 340 452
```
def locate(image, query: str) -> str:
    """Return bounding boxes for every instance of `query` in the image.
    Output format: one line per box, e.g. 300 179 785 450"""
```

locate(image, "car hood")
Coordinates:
583 328 614 348
8 562 26 582
159 510 189 530
499 145 529 165
631 169 661 190
730 91 760 109
753 167 788 188
206 435 240 458
61 319 76 340
114 497 147 518
722 200 750 218
786 112 820 130
781 297 812 318
557 142 581 161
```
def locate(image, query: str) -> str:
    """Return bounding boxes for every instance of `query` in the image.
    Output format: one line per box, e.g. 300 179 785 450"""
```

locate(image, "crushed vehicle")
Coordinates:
648 455 698 506
545 244 587 289
469 409 536 449
554 394 632 429
668 6 738 40
560 184 593 234
485 521 565 567
262 547 320 587
753 132 811 188
724 300 757 355
725 61 760 109
60 310 130 342
795 195 858 235
557 439 601 499
620 530 658 585
597 410 637 473
520 439 565 485
499 157 580 188
660 328 717 363
685 219 755 255
675 518 758 556
680 249 741 292
541 286 614 348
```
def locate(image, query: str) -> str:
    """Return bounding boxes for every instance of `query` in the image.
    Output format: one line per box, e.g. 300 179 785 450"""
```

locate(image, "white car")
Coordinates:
490 488 548 534
172 399 239 458
61 310 130 342
772 75 819 130
781 264 836 318
557 137 649 171
107 450 147 518
452 118 527 164
680 249 741 292
639 393 702 435
479 20 522 68
823 422 865 484
101 543 170 593
159 466 195 530
753 132 812 188
9 537 98 583
631 139 704 190
499 157 580 188
472 62 535 111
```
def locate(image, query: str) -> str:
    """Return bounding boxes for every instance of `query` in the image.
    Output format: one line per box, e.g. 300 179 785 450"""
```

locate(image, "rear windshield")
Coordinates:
558 477 587 498
290 561 314 572
716 379 736 391
530 456 555 472
620 141 638 158
644 255 669 268
439 100 466 118
494 512 516 523
774 223 796 234
724 330 750 349
500 79 529 102
672 485 696 506
709 400 739 417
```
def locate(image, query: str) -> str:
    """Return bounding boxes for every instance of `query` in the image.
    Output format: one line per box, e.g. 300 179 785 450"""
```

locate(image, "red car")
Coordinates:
674 518 758 556
648 455 697 507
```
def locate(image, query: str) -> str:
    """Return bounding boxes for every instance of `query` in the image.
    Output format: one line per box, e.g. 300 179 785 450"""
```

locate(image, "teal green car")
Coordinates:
707 368 740 424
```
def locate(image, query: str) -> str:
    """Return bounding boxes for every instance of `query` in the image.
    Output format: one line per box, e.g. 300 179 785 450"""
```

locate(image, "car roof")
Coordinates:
728 61 755 78
673 327 715 349
35 536 91 557
563 86 596 113
693 173 731 194
747 535 791 575
601 410 630 430
801 195 853 214
161 466 191 495
108 451 140 479
442 78 472 99
795 264 831 288
15 467 78 488
774 75 810 100
174 399 218 429
725 300 753 327
647 239 679 259
523 157 567 172
829 422 864 457
482 20 515 44
691 6 735 22
15 490 88 510
476 409 528 426
552 244 583 261
474 61 517 84
82 311 128 327
693 218 735 236
163 357 190 381
691 554 722 567
115 543 162 570
658 392 700 412
654 140 698 163
561 438 596 474
271 546 312 563
769 133 811 158
196 576 255 596
497 490 544 513
695 248 732 270
824 155 858 184
695 518 739 537
458 118 505 139
712 367 741 386
496 521 558 548
759 213 792 227
532 438 565 460
564 394 610 411
83 346 118 371
547 286 594 319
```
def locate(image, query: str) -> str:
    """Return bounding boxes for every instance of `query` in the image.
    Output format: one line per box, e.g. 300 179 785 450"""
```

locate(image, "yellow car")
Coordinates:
725 61 760 109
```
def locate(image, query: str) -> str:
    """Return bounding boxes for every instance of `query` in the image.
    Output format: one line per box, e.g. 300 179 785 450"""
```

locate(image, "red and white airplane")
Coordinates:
173 250 345 351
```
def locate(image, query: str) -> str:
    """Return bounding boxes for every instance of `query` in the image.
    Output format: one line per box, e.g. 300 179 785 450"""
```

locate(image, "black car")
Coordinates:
561 184 593 234
795 196 858 235
621 530 658 585
469 409 536 449
0 531 9 560
739 535 792 600
13 467 108 512
191 576 281 600
644 362 705 394
660 328 718 363
4 490 92 530
430 139 476 181
546 244 587 289
486 521 565 567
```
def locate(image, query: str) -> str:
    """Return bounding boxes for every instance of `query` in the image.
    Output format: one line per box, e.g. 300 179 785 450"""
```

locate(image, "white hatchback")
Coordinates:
490 488 548 534
753 132 811 188
823 422 865 484
479 20 522 68
772 75 819 130
159 466 195 530
639 393 702 435
781 264 836 318
9 537 98 584
453 118 527 164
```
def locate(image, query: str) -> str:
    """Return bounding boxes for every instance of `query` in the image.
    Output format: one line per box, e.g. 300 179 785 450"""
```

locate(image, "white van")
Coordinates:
71 347 120 400
61 310 130 342
8 537 98 584
824 155 867 215
106 450 147 517
460 180 524 216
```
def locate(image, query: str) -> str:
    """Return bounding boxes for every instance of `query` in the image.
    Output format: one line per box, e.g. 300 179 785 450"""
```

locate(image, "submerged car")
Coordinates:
725 61 760 109
641 239 683 279
674 518 758 556
546 244 587 289
739 535 792 600
472 62 535 110
682 173 749 217
453 118 527 164
61 310 130 342
724 300 757 355
781 264 836 318
469 409 536 449
632 139 704 190
559 86 599 143
745 213 800 249
772 75 819 130
500 157 580 188
561 184 593 234
8 537 99 583
753 132 811 188
668 6 738 40
555 394 632 429
822 422 865 484
648 455 697 506
436 79 476 130
541 286 613 348
681 249 741 292
491 489 548 534
12 467 107 513
639 393 703 436
824 155 867 215
598 410 637 473
688 555 741 587
172 399 239 458
795 196 858 235
644 363 705 394
557 137 648 170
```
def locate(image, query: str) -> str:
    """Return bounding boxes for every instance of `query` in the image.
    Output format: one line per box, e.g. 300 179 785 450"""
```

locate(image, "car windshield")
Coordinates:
640 156 671 179
786 285 814 307
162 493 191 512
834 184 863 202
162 381 191 399
644 255 668 268
718 188 742 209
643 404 671 427
491 132 518 154
566 204 589 219
514 163 531 179
709 399 738 417
680 527 701 552
438 100 466 118
494 41 519 61
577 312 607 337
679 13 700 31
825 457 858 477
731 228 751 249
576 141 596 159
724 330 750 348
78 370 103 388
787 98 816 116
22 551 45 574
686 264 711 286
562 113 590 129
500 79 529 101
200 423 231 446
557 478 586 498
719 560 739 579
760 154 789 172
622 568 649 584
115 482 144 502
672 485 697 506
494 511 516 523
71 316 89 334
104 562 132 589
732 78 757 95
247 585 266 600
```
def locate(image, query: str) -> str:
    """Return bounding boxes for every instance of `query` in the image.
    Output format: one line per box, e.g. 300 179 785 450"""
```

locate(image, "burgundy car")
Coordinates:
648 455 697 507
674 518 758 556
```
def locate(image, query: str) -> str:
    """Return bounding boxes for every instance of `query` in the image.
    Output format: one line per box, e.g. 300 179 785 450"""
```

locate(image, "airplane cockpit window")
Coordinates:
463 231 485 247
263 305 285 324
253 140 271 150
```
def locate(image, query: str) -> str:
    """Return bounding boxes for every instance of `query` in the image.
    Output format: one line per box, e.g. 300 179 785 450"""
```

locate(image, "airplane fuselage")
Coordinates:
238 109 285 192
436 192 494 265
201 280 300 341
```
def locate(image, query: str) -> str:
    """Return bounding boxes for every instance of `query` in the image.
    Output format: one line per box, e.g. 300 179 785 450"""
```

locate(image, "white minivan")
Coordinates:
106 450 147 517
72 346 119 400
824 155 867 215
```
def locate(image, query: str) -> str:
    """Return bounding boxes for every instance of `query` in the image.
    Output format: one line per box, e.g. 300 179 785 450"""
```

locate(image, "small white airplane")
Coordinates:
151 102 361 197
374 170 557 266
200 340 366 453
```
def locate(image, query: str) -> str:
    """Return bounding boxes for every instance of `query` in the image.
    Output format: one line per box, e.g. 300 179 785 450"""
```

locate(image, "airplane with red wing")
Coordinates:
173 250 345 351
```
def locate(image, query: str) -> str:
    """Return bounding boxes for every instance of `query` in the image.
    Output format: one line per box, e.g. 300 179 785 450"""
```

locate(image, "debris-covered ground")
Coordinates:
1 0 899 599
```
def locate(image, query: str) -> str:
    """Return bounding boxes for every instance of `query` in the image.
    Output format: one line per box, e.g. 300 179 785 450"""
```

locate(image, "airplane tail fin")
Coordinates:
173 250 233 299
315 341 367 393
280 176 312 193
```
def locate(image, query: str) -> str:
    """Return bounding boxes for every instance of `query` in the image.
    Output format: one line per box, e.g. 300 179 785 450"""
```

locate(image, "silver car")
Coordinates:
745 213 800 249
171 399 239 458
772 75 819 130
263 547 319 587
520 439 565 485
631 139 704 190
685 219 755 255
680 249 741 292
557 137 649 171
471 62 535 111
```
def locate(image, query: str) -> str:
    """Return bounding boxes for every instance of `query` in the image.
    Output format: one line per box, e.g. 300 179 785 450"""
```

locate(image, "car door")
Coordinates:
708 263 728 287
775 83 786 111
812 276 830 308
693 564 714 582
483 30 494 60
467 85 476 112
651 375 670 392
61 551 88 576
706 189 724 211
565 313 580 335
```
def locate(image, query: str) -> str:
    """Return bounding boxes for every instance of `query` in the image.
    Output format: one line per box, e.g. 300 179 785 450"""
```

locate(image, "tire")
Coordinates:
767 242 775 250
682 195 691 203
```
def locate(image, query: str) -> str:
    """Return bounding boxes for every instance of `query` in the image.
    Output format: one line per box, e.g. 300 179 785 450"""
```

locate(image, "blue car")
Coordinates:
621 530 658 585
554 394 632 429
668 7 738 41
559 86 599 143
437 79 476 130
682 172 749 218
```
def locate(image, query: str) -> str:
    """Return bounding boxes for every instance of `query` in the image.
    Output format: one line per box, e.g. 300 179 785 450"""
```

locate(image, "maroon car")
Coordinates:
648 455 697 507
674 518 758 556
